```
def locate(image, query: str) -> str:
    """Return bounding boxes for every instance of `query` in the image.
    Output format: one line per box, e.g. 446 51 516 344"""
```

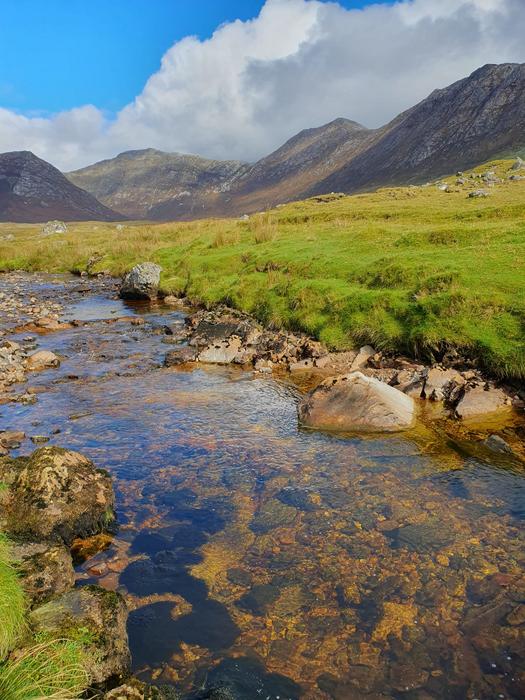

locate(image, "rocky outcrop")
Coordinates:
120 263 162 300
298 371 416 433
30 585 130 685
0 447 115 544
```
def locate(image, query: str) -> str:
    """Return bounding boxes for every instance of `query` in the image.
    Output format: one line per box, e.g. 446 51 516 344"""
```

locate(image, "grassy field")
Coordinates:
1 159 524 379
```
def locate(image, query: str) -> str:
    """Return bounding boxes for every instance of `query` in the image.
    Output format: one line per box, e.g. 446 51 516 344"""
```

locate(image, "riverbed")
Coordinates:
2 274 524 700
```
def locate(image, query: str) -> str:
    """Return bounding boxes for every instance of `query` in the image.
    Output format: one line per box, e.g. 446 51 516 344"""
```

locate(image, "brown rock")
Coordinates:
26 350 60 371
455 384 511 420
298 371 416 432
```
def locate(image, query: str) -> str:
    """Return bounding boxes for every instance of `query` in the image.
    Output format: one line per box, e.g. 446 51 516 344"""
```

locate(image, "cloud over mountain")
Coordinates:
1 0 524 170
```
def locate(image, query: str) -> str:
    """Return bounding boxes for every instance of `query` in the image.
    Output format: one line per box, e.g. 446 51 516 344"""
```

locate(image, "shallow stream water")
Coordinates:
2 275 524 700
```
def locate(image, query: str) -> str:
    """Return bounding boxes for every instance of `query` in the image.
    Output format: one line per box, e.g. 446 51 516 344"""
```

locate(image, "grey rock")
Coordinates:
120 262 162 300
11 540 75 606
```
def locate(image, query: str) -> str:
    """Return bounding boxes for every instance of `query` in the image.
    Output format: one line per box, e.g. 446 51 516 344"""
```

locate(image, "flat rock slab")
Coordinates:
455 384 511 421
298 371 416 433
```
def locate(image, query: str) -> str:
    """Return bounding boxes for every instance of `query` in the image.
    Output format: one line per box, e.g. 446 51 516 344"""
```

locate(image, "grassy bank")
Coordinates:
0 535 89 699
1 159 524 378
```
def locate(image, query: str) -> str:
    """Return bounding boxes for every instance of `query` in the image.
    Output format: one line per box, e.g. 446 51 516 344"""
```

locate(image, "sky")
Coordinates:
0 0 524 170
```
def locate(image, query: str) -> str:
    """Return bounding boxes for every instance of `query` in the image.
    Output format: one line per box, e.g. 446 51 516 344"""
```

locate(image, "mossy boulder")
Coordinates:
11 540 75 606
30 585 130 685
0 447 115 544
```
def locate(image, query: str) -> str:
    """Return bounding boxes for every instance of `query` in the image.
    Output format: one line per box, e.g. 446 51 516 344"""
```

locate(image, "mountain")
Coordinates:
67 149 250 220
65 63 525 221
312 62 525 195
0 151 122 223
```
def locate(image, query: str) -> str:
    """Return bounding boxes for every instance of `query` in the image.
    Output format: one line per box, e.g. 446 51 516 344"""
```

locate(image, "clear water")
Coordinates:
2 275 524 700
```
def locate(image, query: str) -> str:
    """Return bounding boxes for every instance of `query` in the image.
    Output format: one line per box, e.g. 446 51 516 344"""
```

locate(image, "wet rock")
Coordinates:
31 585 130 685
120 263 162 300
455 383 511 420
0 446 115 544
164 346 198 366
484 434 514 454
198 337 244 365
11 540 75 606
388 519 455 552
298 371 416 432
0 430 26 449
250 498 297 534
186 657 302 700
235 583 281 616
105 679 177 700
26 349 60 371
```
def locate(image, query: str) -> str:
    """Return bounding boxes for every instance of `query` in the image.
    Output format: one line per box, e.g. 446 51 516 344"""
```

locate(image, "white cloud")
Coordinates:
0 0 524 171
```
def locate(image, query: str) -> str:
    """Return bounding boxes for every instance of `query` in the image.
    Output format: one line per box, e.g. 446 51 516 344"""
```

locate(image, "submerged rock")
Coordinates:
120 263 162 300
298 371 416 432
31 585 130 685
0 446 115 544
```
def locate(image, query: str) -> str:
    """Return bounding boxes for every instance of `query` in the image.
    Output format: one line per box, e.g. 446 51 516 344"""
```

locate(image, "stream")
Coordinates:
2 274 524 700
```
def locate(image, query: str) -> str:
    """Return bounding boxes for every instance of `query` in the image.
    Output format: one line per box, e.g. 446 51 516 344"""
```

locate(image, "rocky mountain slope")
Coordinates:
66 62 525 221
68 149 250 220
0 151 122 223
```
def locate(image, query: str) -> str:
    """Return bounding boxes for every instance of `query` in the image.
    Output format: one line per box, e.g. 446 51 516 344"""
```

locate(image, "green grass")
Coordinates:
1 158 524 378
0 640 89 700
0 535 26 659
0 535 90 699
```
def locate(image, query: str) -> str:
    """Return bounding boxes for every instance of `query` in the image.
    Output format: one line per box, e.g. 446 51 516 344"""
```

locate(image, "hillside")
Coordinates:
65 63 525 220
0 151 122 223
68 149 250 220
1 157 524 379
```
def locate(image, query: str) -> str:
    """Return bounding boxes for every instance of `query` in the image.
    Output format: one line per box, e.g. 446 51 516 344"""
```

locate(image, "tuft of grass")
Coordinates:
0 640 89 700
0 535 26 660
0 158 524 378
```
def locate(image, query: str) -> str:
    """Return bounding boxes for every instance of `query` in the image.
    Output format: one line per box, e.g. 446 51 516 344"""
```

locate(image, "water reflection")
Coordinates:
3 275 524 700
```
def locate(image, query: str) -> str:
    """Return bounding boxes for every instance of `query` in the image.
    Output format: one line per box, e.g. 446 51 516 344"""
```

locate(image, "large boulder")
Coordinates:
120 263 162 300
30 585 130 685
0 447 115 544
298 371 416 432
11 540 75 606
41 220 67 236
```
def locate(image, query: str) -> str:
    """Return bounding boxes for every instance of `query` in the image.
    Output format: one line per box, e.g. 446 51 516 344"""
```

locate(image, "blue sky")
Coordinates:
0 0 389 115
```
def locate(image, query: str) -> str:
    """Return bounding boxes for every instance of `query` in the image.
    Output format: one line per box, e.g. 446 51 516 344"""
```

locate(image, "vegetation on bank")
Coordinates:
0 159 524 379
0 536 89 699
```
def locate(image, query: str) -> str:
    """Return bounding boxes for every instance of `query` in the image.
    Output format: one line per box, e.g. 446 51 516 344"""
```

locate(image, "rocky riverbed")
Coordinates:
0 272 524 699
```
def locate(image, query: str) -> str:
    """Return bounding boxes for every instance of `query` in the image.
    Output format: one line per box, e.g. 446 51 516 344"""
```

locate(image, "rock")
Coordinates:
423 367 464 402
455 384 511 421
164 346 198 366
104 679 173 699
0 430 26 449
30 585 130 685
41 220 67 236
0 446 115 544
315 351 358 371
468 189 489 198
298 372 416 433
484 434 514 454
350 345 376 371
511 156 524 170
120 263 162 300
26 350 60 371
11 540 75 606
198 337 244 364
35 316 65 331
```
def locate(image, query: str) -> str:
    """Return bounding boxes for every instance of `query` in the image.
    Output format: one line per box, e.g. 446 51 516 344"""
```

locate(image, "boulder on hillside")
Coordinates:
11 540 75 606
0 446 115 544
31 585 130 685
119 263 162 300
511 157 524 171
298 371 416 433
